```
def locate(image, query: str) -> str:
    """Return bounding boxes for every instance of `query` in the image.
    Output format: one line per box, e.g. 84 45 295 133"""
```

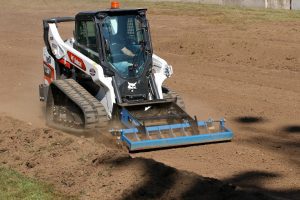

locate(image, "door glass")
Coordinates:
102 15 147 78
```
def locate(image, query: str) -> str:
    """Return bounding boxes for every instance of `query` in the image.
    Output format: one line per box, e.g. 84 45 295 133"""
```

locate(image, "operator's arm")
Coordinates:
121 47 135 57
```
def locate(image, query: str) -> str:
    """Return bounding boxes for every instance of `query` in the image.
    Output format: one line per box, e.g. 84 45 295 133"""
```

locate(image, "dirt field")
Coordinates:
0 0 299 199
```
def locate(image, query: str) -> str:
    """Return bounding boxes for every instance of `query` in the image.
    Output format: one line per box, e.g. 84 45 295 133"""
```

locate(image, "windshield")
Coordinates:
102 15 147 78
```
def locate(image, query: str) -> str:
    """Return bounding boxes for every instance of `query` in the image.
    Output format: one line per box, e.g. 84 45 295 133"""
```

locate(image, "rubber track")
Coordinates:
51 79 108 129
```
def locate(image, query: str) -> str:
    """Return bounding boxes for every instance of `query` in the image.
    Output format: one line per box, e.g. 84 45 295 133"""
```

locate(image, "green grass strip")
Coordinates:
0 167 75 200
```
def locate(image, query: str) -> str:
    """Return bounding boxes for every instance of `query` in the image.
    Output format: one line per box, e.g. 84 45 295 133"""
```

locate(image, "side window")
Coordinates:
77 21 88 46
76 20 97 52
86 21 96 37
86 21 97 51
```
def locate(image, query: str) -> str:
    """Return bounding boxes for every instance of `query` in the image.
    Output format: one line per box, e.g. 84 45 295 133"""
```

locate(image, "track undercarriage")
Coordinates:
45 79 108 132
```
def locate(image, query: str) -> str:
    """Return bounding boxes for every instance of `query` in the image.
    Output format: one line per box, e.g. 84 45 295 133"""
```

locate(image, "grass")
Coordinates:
0 167 75 200
119 0 300 24
7 0 300 24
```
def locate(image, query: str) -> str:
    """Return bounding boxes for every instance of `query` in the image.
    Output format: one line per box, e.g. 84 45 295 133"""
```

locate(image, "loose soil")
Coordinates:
0 0 299 199
0 116 277 199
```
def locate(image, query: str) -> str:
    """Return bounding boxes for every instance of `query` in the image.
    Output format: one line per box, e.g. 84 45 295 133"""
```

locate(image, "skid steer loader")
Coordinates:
39 2 233 151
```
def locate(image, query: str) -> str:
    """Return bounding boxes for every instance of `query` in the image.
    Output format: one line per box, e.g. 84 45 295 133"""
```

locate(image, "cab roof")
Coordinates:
76 8 147 19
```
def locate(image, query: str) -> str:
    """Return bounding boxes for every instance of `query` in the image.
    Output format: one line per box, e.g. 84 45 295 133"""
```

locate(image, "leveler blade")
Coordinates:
120 120 232 151
117 101 233 151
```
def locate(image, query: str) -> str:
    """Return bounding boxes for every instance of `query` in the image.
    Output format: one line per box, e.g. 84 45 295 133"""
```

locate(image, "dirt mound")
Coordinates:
0 116 278 199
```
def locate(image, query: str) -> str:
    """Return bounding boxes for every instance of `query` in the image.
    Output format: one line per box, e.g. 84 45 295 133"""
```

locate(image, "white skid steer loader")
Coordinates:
39 2 233 151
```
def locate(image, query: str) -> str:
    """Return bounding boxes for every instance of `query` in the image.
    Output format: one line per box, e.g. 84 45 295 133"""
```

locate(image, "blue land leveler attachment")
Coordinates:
113 100 233 151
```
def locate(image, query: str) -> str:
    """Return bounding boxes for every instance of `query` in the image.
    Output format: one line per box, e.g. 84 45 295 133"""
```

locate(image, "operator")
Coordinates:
102 18 136 58
120 46 135 57
102 17 141 76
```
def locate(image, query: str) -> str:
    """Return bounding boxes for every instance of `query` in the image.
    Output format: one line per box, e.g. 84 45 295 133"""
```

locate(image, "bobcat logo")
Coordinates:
128 82 137 91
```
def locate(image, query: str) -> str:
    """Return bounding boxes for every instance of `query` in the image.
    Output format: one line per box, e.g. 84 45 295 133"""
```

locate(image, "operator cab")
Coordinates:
74 4 155 103
74 7 152 78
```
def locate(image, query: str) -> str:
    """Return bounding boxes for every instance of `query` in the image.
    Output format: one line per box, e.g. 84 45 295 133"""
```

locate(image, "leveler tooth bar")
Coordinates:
120 119 233 151
117 105 233 151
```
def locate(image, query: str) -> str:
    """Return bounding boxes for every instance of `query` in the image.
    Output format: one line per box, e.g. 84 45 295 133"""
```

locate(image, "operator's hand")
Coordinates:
121 47 135 57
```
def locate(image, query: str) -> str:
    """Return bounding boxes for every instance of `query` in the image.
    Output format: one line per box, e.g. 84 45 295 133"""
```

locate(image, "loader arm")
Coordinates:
42 17 116 117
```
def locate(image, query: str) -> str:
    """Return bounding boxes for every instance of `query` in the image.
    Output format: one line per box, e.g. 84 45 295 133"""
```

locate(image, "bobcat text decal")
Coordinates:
67 51 86 71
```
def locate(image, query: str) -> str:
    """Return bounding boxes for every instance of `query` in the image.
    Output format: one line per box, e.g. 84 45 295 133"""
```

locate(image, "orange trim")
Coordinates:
44 75 52 84
43 61 55 83
58 58 71 69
